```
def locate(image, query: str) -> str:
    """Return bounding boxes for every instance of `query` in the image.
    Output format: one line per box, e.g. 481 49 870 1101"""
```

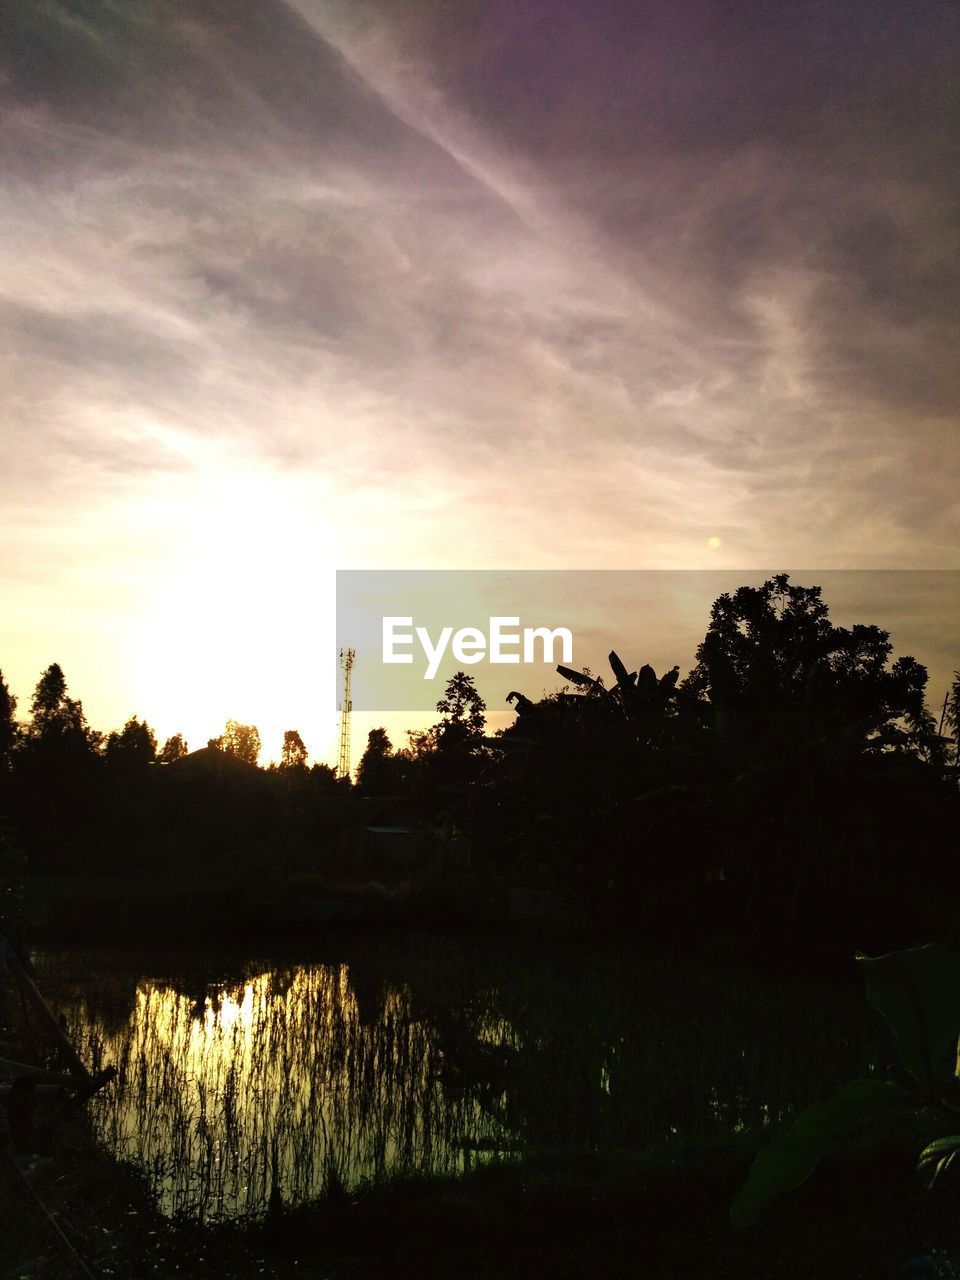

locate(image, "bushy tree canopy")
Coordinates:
213 720 261 766
105 717 158 770
681 573 932 749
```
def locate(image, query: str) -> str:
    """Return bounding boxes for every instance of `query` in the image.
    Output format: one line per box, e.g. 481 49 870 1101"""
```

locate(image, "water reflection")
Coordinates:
63 963 506 1220
36 943 892 1224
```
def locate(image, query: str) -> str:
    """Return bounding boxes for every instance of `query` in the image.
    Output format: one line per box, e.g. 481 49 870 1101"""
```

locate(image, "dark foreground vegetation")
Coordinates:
2 575 959 1277
6 1121 960 1280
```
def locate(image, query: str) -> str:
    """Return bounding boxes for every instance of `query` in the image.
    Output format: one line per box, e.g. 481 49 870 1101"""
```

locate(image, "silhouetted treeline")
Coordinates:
0 663 348 894
1 576 958 946
475 578 960 943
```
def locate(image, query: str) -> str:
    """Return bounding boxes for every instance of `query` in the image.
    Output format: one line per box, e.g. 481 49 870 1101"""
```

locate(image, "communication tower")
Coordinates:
337 647 355 779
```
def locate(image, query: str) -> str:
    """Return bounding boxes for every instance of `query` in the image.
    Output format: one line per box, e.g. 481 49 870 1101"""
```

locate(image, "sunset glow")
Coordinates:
2 1 957 761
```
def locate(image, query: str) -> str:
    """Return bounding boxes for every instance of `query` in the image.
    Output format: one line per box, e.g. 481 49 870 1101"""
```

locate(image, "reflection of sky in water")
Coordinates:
40 946 893 1225
65 965 505 1221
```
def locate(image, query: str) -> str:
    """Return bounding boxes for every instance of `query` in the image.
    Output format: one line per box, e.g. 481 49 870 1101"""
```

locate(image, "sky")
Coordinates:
1 0 958 764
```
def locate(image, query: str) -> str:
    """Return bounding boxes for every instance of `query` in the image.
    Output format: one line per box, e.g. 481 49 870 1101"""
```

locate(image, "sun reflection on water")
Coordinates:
70 964 504 1222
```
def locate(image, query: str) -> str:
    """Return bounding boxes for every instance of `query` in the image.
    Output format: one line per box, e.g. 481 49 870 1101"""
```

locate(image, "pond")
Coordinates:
32 934 892 1223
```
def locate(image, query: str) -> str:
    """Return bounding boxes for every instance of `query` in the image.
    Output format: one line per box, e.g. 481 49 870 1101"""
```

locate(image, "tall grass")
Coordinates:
32 936 892 1223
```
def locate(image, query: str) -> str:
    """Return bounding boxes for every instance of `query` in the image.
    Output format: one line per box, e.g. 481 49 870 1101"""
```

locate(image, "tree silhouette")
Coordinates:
478 575 958 938
280 729 308 770
218 719 261 766
435 671 486 744
105 717 158 771
356 727 395 795
31 663 80 733
940 671 960 775
681 573 932 752
159 732 188 763
403 726 439 759
0 669 16 767
27 663 97 754
16 664 99 867
309 761 340 792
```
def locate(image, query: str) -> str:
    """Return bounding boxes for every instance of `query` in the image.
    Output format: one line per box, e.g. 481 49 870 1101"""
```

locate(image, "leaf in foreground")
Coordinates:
917 1135 960 1190
857 944 960 1090
731 1078 913 1228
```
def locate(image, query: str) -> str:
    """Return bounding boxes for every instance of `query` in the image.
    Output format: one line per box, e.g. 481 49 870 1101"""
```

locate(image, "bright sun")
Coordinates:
130 464 340 762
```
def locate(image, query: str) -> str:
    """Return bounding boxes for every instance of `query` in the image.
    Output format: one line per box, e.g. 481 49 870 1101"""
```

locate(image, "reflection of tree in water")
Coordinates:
37 940 894 1222
49 959 504 1221
387 941 895 1153
344 957 385 1028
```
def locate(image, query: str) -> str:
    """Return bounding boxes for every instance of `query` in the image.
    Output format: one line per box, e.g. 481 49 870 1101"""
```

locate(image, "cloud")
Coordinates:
0 0 956 755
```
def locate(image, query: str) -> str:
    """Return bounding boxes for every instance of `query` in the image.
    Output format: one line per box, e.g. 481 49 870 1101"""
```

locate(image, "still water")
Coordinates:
33 936 891 1223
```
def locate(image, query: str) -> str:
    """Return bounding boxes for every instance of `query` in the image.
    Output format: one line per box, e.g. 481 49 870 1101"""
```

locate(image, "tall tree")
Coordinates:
435 671 486 744
28 663 96 750
356 727 395 794
280 729 308 770
19 666 99 867
30 663 70 732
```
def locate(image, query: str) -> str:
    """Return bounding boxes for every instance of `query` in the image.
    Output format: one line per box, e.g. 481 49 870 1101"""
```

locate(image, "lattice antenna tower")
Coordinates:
337 647 355 779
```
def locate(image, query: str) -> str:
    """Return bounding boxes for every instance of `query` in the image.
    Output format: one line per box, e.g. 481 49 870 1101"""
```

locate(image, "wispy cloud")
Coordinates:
0 0 956 757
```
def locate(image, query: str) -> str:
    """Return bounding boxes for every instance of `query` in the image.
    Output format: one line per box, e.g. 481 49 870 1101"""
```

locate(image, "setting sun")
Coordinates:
128 461 340 761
